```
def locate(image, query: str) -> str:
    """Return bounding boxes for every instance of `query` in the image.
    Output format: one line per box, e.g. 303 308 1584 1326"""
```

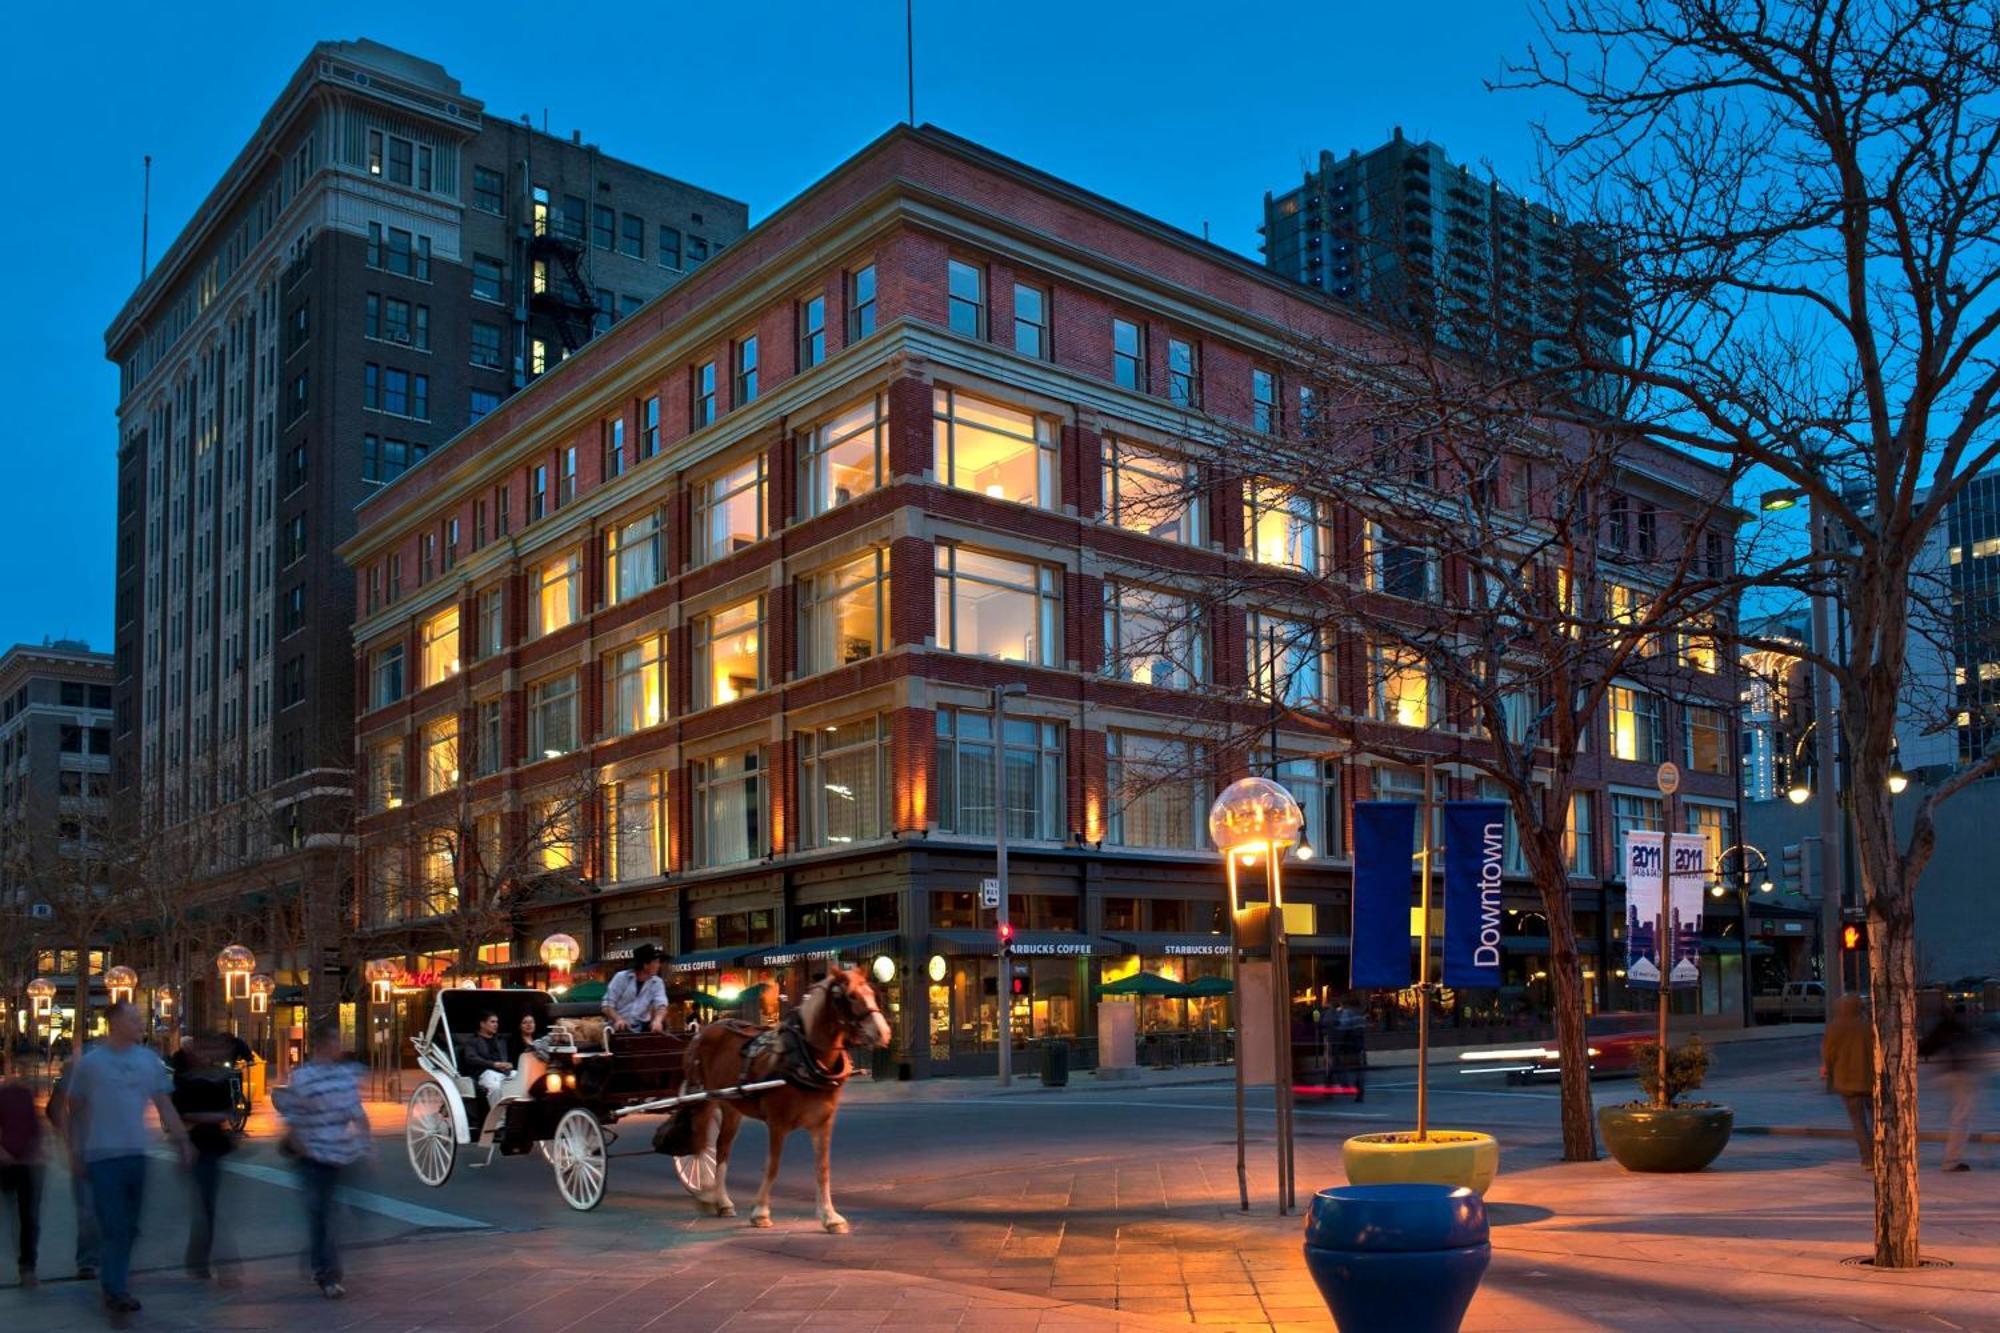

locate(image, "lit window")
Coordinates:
1244 482 1320 569
605 510 663 603
1247 610 1325 707
529 673 579 758
1102 583 1205 688
369 739 404 812
801 395 885 517
695 597 764 707
605 634 668 735
1372 643 1433 728
799 550 889 676
1106 731 1205 848
419 605 459 687
1102 438 1200 543
799 717 891 848
692 749 765 867
934 546 1060 666
529 551 579 638
694 456 765 562
421 715 459 796
1608 683 1663 762
933 387 1056 508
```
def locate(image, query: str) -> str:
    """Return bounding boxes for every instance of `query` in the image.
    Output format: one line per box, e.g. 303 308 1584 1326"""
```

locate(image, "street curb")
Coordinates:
1737 1124 2000 1144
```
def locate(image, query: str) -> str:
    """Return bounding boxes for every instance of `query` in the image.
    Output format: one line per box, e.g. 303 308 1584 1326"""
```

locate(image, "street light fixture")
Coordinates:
26 977 55 1016
1760 487 1805 512
105 965 138 1005
216 944 256 1001
1886 745 1909 795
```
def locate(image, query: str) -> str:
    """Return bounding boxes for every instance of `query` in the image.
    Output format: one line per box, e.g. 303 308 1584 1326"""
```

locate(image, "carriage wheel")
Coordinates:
405 1082 456 1188
550 1110 607 1211
673 1149 712 1198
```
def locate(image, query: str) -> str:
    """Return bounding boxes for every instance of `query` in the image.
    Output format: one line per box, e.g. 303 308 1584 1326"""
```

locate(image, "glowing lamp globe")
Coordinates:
364 958 399 1003
1207 777 1305 854
26 977 56 1014
538 933 582 976
216 944 256 999
105 965 138 1004
247 973 276 1014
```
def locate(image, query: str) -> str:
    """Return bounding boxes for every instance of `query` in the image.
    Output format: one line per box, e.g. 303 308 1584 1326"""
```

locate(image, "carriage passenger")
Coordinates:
461 1013 515 1098
511 1014 539 1062
602 945 669 1034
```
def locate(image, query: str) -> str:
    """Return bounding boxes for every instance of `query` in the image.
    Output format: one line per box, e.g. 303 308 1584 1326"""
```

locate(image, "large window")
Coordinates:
475 699 502 777
369 739 404 812
1267 754 1342 859
934 545 1060 666
801 394 885 517
1681 614 1719 673
1684 802 1732 870
695 456 765 562
1244 482 1321 569
932 387 1056 508
470 321 503 368
477 587 504 658
531 796 580 872
1474 779 1530 875
529 551 579 637
947 258 985 338
1247 610 1327 708
1366 524 1435 599
800 550 889 676
1608 583 1660 657
934 708 1064 840
529 673 579 759
605 510 663 603
692 748 765 866
420 606 460 687
1683 703 1729 774
1102 583 1205 689
1611 791 1664 860
1371 643 1433 728
695 597 764 707
421 716 459 797
605 634 668 736
1607 684 1664 762
799 716 892 848
1102 438 1201 544
606 774 665 882
1565 793 1595 876
371 644 405 708
1013 283 1049 359
1106 731 1205 849
1112 318 1146 391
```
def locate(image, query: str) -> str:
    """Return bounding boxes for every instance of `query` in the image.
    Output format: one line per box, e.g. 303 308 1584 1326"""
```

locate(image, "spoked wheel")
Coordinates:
405 1082 457 1188
673 1149 712 1198
550 1109 607 1211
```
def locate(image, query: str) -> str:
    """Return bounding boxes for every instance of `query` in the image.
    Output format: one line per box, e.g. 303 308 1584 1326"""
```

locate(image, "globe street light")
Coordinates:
216 944 256 1001
105 965 138 1006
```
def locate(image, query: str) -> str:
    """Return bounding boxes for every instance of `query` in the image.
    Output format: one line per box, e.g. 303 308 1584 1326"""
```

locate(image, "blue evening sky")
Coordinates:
0 1 1576 653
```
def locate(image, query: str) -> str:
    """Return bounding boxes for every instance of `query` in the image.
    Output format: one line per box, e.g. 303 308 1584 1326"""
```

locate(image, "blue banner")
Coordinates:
1351 802 1417 990
1443 801 1509 989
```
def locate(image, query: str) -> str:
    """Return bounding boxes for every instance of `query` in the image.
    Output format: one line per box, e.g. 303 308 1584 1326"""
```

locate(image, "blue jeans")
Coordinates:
298 1160 345 1284
186 1152 226 1271
85 1156 147 1299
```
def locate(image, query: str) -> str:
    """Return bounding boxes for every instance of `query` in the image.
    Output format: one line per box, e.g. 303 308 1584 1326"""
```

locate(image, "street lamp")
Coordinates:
1886 745 1909 795
365 959 398 1005
216 945 256 1001
1715 843 1771 1025
1210 776 1305 1216
104 965 138 1006
26 977 55 1017
247 974 275 1015
539 934 581 995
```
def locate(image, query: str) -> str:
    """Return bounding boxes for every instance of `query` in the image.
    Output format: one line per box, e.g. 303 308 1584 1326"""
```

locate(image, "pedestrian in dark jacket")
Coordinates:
0 1067 43 1287
1822 995 1876 1168
1920 1004 1990 1171
171 1034 239 1277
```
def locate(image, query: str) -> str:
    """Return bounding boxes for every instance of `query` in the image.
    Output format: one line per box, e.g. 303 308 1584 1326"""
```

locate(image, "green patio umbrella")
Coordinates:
1181 975 1234 997
1094 971 1190 997
561 979 607 1003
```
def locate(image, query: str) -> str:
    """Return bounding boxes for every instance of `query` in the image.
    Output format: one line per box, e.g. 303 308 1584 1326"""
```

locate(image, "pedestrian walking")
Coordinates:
43 1050 99 1280
170 1034 239 1277
272 1023 370 1299
1821 994 1876 1168
62 1001 192 1313
0 1066 43 1288
1919 1003 1990 1171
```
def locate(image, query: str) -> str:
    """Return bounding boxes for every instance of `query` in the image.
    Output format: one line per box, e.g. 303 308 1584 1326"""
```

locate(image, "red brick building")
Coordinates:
342 126 1740 1076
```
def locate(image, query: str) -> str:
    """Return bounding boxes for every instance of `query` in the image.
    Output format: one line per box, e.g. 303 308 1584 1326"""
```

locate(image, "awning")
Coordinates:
1700 939 1775 956
1287 935 1351 953
741 932 898 969
1102 931 1233 958
670 946 750 974
600 939 666 963
928 929 1116 958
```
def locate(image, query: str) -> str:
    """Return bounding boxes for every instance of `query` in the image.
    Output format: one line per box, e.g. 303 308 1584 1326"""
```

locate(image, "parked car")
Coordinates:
1752 981 1826 1024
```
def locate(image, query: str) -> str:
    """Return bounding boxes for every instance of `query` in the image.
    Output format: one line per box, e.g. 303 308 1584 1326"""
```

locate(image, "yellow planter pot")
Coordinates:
1342 1130 1500 1196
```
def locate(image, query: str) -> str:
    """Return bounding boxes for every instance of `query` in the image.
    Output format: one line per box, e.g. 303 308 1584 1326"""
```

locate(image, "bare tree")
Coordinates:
1504 0 2000 1265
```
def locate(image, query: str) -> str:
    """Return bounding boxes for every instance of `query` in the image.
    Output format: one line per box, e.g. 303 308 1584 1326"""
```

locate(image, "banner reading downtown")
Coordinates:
1351 802 1416 989
1623 830 1706 989
1442 801 1509 989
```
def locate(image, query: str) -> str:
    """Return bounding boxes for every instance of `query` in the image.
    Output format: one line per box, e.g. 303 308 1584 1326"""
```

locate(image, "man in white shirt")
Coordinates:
601 944 669 1033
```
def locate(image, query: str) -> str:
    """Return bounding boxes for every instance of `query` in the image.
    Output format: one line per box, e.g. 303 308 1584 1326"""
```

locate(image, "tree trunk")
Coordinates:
1869 898 1922 1267
74 931 92 1039
1529 830 1597 1161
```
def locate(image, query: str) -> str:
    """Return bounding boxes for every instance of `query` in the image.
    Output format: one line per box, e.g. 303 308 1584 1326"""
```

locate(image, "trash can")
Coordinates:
1042 1039 1070 1087
1302 1183 1490 1333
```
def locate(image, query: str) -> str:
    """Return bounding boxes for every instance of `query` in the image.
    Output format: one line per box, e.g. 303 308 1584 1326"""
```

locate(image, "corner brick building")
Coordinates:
343 126 1742 1077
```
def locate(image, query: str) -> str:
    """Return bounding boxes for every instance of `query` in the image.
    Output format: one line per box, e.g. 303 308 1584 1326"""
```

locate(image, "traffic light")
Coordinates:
1781 844 1803 894
1842 923 1862 951
1011 975 1027 997
997 921 1014 954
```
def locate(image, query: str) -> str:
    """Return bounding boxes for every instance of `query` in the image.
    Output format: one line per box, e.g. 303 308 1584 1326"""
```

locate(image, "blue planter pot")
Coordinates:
1302 1184 1491 1333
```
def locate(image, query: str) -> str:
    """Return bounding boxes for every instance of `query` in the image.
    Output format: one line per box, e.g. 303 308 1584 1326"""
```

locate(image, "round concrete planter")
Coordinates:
1342 1130 1501 1196
1598 1104 1733 1173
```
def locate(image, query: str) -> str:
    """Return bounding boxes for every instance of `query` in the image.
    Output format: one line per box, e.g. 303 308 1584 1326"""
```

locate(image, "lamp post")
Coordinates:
216 945 255 1038
1711 843 1771 1024
539 933 581 994
1210 776 1305 1215
991 682 1026 1088
27 977 55 1020
104 965 137 1007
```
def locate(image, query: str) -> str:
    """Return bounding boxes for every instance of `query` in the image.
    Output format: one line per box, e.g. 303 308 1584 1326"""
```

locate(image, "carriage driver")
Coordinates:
462 1011 515 1098
602 943 670 1034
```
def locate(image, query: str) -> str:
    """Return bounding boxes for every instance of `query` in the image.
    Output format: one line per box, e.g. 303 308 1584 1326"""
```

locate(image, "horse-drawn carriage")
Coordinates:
402 988 781 1210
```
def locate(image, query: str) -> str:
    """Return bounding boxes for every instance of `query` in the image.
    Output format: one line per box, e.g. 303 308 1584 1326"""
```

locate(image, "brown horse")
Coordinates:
680 965 889 1232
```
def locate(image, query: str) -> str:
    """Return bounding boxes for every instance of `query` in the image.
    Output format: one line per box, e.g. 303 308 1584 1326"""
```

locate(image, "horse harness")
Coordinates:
739 1009 851 1093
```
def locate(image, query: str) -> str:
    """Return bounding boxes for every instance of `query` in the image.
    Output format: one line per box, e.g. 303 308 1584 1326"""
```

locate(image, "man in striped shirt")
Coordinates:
272 1024 369 1299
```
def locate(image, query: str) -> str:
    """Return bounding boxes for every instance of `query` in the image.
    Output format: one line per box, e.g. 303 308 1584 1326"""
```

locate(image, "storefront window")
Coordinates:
934 708 1064 839
693 909 776 950
790 893 899 937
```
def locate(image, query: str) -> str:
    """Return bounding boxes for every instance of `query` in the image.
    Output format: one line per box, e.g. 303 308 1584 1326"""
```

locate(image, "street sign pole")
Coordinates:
993 683 1025 1088
1656 762 1680 1107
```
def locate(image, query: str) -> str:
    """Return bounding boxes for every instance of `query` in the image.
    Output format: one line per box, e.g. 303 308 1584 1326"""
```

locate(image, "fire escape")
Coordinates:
526 208 598 373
